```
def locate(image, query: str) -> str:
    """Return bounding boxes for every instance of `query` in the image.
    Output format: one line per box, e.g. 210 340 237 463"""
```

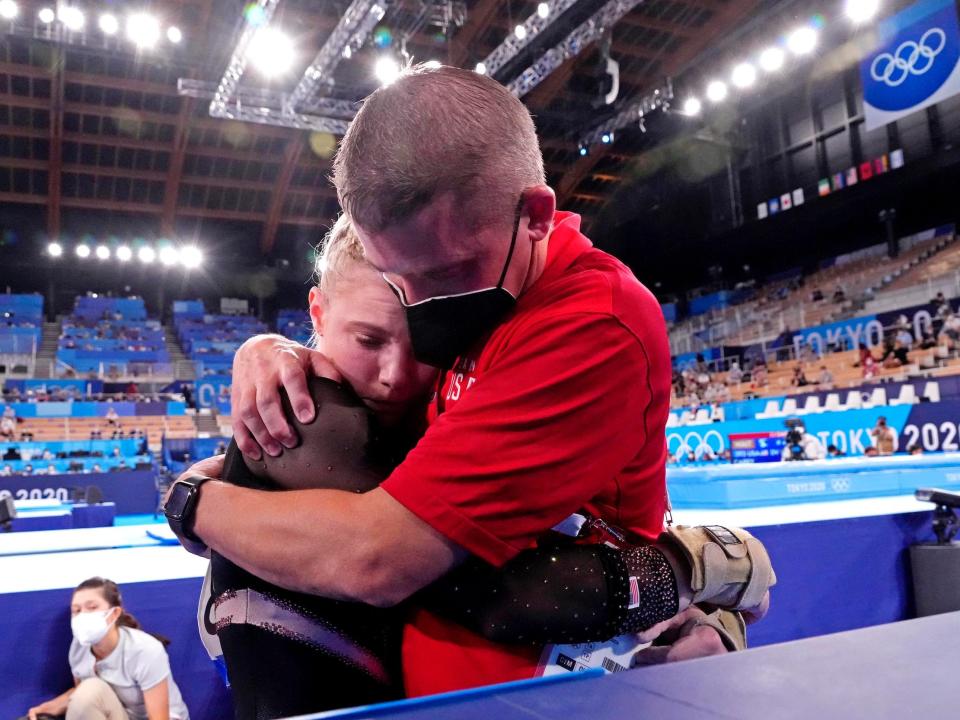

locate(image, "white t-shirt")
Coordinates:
69 626 190 720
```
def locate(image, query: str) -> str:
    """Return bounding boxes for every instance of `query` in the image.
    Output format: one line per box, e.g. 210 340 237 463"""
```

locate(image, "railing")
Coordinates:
862 272 960 317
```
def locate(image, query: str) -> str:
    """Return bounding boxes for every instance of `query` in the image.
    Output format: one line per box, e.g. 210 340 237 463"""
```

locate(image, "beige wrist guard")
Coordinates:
660 525 776 611
691 608 747 652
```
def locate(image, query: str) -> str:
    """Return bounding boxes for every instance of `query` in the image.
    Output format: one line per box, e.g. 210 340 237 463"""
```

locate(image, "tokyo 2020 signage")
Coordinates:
861 0 960 130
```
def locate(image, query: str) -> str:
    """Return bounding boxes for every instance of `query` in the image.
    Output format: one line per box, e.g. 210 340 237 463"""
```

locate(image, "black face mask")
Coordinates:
384 200 524 369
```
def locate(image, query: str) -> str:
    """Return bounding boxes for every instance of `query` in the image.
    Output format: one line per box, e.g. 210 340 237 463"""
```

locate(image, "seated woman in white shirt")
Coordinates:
25 577 189 720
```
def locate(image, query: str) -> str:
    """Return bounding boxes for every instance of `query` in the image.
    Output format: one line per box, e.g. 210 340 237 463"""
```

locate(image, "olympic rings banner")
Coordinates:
861 0 960 130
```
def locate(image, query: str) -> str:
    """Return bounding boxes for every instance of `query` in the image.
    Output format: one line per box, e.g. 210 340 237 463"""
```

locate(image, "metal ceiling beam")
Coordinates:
47 48 65 241
450 0 502 66
260 134 305 253
556 0 764 215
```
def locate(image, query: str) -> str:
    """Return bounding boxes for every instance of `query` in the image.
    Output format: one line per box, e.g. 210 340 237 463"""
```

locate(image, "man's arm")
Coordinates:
190 455 466 606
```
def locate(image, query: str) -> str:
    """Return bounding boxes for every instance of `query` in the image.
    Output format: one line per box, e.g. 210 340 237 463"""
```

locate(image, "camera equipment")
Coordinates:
915 488 960 544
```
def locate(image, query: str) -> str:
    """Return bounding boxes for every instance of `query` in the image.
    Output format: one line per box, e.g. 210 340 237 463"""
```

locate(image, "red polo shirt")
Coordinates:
381 211 671 696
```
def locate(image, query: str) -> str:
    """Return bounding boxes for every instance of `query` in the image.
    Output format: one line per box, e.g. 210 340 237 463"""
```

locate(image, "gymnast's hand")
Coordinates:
632 607 730 665
231 334 341 460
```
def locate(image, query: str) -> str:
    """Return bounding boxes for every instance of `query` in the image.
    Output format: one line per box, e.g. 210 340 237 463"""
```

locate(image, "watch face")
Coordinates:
165 482 194 521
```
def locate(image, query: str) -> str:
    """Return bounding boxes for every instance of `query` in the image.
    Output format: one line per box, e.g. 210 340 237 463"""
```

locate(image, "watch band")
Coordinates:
165 474 213 545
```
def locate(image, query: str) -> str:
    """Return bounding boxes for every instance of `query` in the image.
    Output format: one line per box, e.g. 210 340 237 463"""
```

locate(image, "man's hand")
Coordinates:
231 334 341 459
632 606 730 665
163 455 225 557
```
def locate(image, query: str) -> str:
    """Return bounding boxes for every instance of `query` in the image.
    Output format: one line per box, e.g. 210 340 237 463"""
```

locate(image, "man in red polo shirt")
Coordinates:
178 65 760 696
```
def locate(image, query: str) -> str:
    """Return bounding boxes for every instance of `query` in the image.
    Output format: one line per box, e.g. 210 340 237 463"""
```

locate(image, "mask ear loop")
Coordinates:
496 196 526 289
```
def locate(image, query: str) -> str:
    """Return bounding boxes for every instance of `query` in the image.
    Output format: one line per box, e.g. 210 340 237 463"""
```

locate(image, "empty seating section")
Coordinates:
669 227 956 352
277 308 312 345
56 294 171 379
174 302 267 377
0 294 43 375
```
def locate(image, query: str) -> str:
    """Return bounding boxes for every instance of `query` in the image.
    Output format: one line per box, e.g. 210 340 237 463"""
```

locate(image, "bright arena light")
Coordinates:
47 242 62 258
845 0 880 24
76 244 91 258
683 97 702 116
138 246 156 264
423 60 441 69
38 7 54 24
98 12 118 35
0 1 19 21
787 26 818 56
179 246 203 269
116 245 132 262
514 24 527 40
374 56 400 86
167 26 182 44
759 46 785 72
731 62 757 89
706 80 728 103
475 61 486 74
95 245 110 260
57 6 84 31
127 13 161 48
247 28 295 76
537 3 550 19
158 246 178 266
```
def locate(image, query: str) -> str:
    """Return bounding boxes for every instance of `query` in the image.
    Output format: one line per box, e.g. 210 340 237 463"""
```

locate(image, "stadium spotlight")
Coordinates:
180 246 203 269
578 143 588 156
167 26 183 44
127 13 161 48
475 61 487 74
845 0 880 23
706 80 728 103
47 242 62 258
787 26 818 56
38 6 54 24
95 244 110 260
375 55 400 86
683 97 702 116
138 246 156 264
57 6 84 30
759 46 785 72
158 246 178 266
98 12 118 35
731 62 757 89
0 1 19 21
514 24 527 40
247 28 295 76
116 245 132 262
537 3 550 19
76 243 91 258
601 131 615 144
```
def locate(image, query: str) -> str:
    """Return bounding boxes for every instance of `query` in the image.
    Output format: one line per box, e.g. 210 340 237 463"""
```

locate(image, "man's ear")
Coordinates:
308 286 325 338
523 185 557 243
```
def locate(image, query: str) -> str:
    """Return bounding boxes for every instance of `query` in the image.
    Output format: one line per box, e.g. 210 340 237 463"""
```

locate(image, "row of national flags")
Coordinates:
758 148 904 220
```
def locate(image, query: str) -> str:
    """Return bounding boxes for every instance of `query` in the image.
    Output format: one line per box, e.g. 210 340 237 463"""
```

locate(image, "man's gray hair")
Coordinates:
333 64 545 232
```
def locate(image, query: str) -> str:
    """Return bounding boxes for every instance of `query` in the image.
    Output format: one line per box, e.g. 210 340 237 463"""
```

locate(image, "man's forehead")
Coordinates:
356 222 481 276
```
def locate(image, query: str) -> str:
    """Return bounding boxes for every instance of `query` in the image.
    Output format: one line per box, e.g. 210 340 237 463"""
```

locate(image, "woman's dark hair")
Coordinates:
74 577 171 647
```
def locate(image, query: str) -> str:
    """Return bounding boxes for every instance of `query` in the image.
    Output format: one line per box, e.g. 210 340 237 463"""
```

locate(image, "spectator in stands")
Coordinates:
817 365 834 388
3 445 21 461
870 416 898 456
23 463 34 475
114 459 130 471
752 360 768 388
41 448 54 461
918 327 938 350
105 406 120 426
25 576 189 720
2 404 15 421
46 463 58 475
932 291 947 307
111 446 122 458
90 463 103 474
856 343 878 380
710 403 725 423
215 441 227 456
895 326 914 349
832 285 846 303
881 339 909 369
811 288 824 302
791 366 811 387
0 414 14 440
826 445 846 458
864 446 879 457
90 427 102 440
907 443 923 456
942 313 960 343
19 429 33 441
694 353 709 376
727 360 743 385
0 464 11 476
